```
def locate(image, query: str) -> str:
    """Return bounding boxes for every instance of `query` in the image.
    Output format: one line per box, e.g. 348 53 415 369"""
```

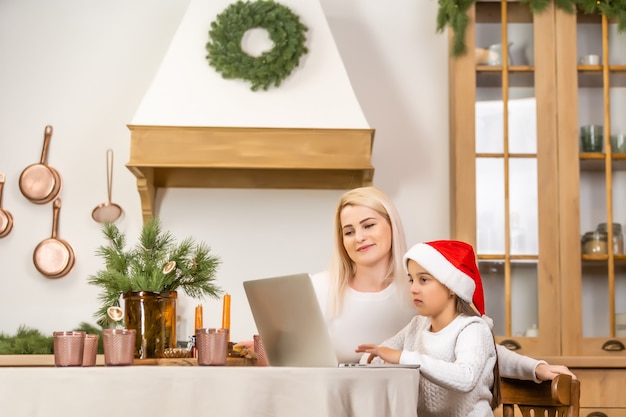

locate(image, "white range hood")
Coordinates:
126 0 375 221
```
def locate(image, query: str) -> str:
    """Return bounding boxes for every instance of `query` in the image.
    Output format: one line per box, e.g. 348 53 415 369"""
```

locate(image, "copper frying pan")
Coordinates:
0 172 14 238
33 198 75 278
19 125 62 204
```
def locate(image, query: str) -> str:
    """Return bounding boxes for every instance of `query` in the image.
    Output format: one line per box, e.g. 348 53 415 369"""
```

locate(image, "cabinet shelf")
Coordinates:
476 65 535 72
580 157 626 172
476 66 626 88
126 125 375 222
578 68 626 87
476 70 535 88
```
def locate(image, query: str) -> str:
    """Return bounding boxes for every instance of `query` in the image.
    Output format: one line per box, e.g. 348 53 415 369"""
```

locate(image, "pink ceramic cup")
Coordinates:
53 331 86 367
196 328 228 366
102 328 136 366
82 334 100 367
254 334 269 366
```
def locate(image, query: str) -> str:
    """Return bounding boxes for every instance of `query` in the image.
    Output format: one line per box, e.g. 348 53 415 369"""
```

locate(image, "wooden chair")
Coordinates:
500 374 580 417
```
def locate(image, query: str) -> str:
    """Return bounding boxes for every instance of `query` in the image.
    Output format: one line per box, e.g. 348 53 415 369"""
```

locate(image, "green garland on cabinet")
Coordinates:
439 0 626 57
205 0 309 91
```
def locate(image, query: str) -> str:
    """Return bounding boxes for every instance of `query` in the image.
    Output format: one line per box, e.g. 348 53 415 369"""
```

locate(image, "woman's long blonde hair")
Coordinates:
326 187 409 318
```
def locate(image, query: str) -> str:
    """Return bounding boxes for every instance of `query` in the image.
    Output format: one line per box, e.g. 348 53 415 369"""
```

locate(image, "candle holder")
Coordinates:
196 328 229 366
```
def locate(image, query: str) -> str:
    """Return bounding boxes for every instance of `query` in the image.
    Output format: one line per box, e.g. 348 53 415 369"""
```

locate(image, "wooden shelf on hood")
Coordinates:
126 125 375 222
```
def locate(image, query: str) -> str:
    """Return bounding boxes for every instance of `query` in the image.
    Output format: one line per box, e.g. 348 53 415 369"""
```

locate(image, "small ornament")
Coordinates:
107 306 125 329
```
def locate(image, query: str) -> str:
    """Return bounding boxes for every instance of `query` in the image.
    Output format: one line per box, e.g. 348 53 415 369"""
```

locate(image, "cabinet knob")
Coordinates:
499 339 521 351
601 339 625 351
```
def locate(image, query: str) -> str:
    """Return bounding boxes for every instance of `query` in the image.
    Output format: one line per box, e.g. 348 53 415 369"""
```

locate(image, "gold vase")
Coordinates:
123 291 177 359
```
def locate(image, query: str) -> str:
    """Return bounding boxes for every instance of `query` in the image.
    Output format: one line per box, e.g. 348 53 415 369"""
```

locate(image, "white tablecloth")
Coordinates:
0 366 420 417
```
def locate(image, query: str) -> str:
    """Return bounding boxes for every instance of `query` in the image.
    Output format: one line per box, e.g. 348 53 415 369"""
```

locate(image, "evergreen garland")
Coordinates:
0 323 104 354
0 326 54 354
205 0 309 91
438 0 626 57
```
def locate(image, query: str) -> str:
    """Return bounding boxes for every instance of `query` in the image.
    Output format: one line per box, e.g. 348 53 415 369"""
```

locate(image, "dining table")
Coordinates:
0 357 420 417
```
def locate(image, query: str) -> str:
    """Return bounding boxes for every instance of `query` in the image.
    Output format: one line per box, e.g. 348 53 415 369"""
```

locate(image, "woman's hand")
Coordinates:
355 344 402 364
535 363 578 381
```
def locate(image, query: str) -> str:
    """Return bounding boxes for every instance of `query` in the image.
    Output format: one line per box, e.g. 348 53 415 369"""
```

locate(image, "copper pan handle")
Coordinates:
40 125 53 165
51 198 61 239
0 172 5 206
106 149 114 203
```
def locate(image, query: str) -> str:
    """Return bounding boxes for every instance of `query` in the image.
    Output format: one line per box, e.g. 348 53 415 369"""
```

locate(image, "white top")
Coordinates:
310 270 544 381
377 314 496 417
311 270 425 363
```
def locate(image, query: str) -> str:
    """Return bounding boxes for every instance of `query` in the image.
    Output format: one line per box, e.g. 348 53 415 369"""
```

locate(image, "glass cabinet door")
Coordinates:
450 0 560 356
558 9 626 356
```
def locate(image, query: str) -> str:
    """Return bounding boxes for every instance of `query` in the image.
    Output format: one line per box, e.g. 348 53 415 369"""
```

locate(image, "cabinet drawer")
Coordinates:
574 369 626 408
497 406 626 417
581 408 626 417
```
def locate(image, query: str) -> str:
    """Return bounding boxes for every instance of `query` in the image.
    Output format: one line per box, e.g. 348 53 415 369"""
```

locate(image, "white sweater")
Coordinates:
310 271 544 381
378 315 496 417
311 271 416 363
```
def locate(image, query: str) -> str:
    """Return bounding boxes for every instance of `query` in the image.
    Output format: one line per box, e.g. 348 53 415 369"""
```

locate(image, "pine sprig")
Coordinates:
437 0 475 56
524 0 553 13
441 0 626 57
88 218 222 327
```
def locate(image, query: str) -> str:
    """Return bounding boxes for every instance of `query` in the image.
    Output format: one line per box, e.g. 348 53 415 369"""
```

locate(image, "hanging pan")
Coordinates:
92 148 123 224
33 198 75 278
0 172 14 238
19 125 62 204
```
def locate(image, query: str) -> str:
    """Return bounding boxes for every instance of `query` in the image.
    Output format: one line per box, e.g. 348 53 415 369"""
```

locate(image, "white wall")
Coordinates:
0 0 450 343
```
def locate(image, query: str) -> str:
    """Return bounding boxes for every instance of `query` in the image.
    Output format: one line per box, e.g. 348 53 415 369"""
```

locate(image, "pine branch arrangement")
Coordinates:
439 0 626 57
88 218 222 327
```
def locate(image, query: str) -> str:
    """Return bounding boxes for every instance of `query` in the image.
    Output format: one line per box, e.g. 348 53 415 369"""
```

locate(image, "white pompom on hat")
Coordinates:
403 240 486 316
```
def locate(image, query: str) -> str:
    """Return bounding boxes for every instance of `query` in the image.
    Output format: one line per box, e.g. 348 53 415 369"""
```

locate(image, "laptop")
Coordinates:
243 273 420 369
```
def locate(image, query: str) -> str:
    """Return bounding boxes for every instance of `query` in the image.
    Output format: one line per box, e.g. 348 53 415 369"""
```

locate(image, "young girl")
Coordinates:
356 239 501 417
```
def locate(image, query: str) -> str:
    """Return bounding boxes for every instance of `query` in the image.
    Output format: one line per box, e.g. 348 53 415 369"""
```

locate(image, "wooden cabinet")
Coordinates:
449 0 626 412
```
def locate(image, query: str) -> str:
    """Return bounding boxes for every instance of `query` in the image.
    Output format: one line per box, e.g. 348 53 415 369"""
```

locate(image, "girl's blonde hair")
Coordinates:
326 187 409 318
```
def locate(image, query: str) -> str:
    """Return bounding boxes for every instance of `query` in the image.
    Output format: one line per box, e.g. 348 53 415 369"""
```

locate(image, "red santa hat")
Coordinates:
402 240 485 316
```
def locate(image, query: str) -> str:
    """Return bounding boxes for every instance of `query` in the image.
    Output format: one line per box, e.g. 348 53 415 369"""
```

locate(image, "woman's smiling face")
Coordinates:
340 204 392 268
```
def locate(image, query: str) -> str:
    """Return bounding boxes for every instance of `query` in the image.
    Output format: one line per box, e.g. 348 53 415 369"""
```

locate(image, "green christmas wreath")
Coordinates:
206 0 309 91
